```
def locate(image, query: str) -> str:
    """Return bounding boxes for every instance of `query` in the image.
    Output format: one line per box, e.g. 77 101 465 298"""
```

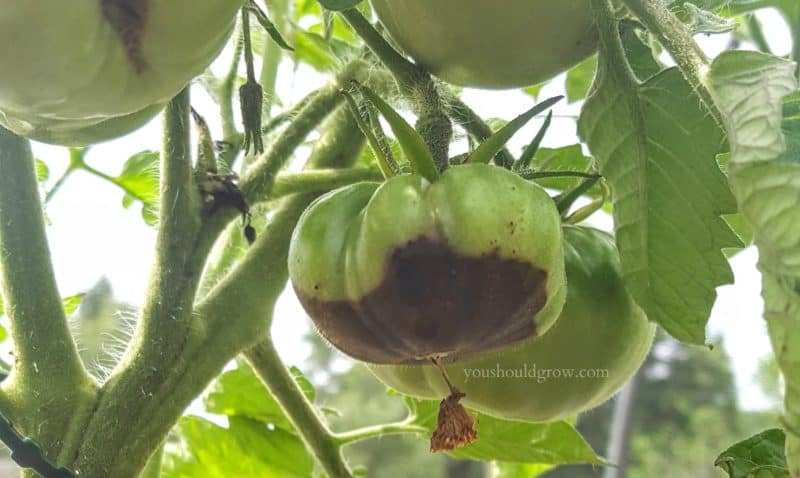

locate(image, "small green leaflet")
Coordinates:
706 50 800 476
578 51 741 343
117 151 160 226
34 159 49 182
523 145 602 197
62 293 85 316
715 429 789 478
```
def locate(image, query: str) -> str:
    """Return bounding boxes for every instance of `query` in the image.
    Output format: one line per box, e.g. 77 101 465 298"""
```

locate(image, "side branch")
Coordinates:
245 341 352 478
73 88 208 477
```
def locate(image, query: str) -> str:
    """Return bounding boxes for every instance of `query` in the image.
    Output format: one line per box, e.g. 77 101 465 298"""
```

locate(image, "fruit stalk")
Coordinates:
340 9 453 170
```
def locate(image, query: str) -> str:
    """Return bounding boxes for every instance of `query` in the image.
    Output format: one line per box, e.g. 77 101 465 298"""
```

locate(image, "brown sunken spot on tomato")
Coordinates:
101 0 148 73
295 237 548 364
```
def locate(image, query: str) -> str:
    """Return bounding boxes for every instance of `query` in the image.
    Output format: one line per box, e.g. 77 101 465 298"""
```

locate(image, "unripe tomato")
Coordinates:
369 226 655 422
369 0 597 89
289 163 567 365
0 0 242 145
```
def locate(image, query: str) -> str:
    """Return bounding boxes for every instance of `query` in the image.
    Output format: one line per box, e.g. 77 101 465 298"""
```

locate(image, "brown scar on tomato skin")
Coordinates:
295 236 548 365
101 0 148 73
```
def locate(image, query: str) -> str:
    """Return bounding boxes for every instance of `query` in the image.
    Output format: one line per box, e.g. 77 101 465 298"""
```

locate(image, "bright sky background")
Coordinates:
21 8 793 411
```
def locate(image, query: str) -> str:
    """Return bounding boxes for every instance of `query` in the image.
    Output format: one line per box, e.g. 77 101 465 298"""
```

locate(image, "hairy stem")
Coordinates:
72 88 208 477
240 61 367 201
259 0 290 117
621 0 723 125
341 9 452 169
237 105 365 477
220 25 244 140
445 95 515 168
0 126 96 471
272 168 382 197
245 341 351 477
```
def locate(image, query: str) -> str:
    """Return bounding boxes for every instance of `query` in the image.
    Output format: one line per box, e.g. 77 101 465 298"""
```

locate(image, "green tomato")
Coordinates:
369 226 656 422
369 0 597 89
289 163 566 365
0 102 166 147
0 0 241 145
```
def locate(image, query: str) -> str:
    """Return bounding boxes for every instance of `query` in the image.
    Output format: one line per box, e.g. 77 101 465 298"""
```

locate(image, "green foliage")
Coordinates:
116 151 161 226
404 398 602 466
545 333 769 478
163 364 316 477
707 49 800 475
716 429 789 478
163 416 313 478
579 60 741 344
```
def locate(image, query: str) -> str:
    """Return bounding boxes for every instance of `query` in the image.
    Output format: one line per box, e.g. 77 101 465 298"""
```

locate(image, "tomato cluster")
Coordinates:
287 2 651 424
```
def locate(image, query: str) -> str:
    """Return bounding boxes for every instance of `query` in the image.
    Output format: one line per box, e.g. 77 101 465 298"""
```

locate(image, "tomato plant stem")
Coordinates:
0 126 97 475
340 9 453 170
246 340 353 478
272 168 383 196
341 88 399 178
240 60 367 202
257 0 290 118
72 88 213 477
339 9 421 93
445 95 515 168
621 0 724 126
220 24 244 141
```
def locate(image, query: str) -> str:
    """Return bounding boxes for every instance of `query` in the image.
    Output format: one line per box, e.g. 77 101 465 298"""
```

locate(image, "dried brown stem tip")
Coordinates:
430 357 478 452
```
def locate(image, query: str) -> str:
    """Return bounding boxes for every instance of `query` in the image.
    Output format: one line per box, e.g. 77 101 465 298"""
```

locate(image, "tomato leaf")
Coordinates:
161 416 313 478
579 54 741 343
204 365 313 431
715 429 789 478
166 365 321 477
619 21 662 82
34 159 49 182
116 151 160 226
62 293 85 316
707 50 800 474
403 398 603 465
